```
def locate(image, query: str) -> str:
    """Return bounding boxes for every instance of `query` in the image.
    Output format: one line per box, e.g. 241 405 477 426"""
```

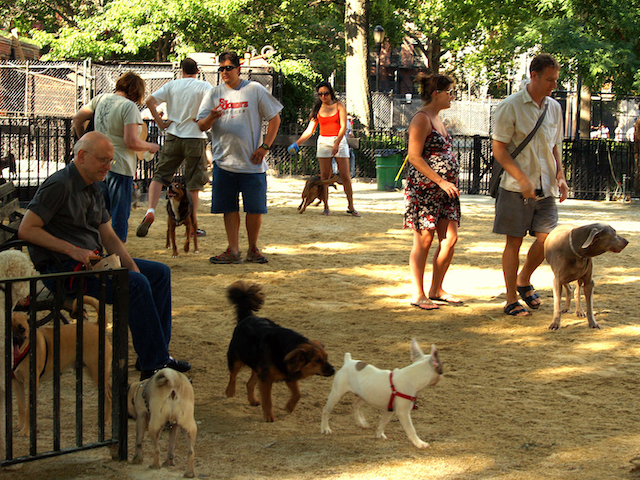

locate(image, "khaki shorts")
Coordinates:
493 188 558 237
153 133 209 191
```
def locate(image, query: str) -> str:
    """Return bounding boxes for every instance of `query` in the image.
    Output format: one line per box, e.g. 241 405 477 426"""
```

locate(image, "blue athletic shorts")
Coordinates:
211 164 268 214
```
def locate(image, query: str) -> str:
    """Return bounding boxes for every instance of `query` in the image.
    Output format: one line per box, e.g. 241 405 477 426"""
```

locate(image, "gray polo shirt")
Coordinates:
26 162 110 270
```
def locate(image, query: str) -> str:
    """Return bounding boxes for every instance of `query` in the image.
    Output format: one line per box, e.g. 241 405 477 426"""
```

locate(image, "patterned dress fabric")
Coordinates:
404 128 461 231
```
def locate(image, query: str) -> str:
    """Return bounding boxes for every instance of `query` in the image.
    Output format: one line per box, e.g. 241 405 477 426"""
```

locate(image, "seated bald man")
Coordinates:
18 131 190 380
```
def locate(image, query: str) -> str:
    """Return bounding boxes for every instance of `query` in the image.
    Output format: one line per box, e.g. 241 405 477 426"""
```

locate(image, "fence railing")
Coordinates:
1 267 129 466
0 115 637 201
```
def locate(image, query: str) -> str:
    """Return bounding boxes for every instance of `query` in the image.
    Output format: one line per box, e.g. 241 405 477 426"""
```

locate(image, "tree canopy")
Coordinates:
3 0 640 95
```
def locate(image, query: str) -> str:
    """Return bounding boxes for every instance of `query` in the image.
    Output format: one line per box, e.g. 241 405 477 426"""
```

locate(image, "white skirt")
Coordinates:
317 135 349 158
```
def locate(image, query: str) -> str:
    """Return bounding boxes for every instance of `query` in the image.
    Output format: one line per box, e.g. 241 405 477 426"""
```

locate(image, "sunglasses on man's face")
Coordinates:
218 65 237 72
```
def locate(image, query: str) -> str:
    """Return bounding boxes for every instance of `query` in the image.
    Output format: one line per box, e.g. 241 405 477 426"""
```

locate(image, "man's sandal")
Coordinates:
517 285 541 309
504 301 530 316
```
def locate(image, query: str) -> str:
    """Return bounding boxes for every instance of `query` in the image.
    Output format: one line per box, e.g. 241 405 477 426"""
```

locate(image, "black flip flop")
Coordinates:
504 301 530 316
517 285 541 309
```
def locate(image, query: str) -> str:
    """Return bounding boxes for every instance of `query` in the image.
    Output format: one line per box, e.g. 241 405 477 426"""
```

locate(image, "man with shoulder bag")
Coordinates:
492 53 569 317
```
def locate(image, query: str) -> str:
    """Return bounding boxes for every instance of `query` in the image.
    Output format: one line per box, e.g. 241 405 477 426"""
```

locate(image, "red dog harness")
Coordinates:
387 372 418 411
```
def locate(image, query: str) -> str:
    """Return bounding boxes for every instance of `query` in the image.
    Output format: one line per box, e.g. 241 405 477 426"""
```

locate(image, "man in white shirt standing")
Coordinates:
137 58 212 237
492 54 569 317
197 51 282 264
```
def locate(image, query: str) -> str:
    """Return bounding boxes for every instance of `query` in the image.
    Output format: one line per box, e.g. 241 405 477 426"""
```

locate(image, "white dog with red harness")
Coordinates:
320 339 442 448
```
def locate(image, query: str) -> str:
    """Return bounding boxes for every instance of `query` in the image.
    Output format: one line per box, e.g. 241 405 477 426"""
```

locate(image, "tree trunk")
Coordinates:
579 83 591 139
345 0 372 129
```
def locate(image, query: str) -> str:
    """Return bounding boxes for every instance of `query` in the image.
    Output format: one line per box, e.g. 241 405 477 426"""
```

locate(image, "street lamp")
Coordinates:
373 25 385 92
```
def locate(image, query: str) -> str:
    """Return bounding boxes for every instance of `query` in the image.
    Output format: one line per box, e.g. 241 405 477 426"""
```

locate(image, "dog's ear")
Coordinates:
284 346 308 374
429 344 443 374
581 226 603 249
410 338 425 361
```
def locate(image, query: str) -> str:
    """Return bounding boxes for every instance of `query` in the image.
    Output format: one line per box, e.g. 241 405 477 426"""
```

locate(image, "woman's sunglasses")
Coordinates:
218 65 237 72
317 91 331 97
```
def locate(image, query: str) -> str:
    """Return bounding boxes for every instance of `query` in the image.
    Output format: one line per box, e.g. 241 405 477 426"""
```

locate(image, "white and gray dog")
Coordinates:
321 339 442 448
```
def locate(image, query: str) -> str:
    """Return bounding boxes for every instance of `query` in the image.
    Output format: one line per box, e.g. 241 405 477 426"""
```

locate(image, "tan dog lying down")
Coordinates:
11 312 112 436
128 368 197 478
544 223 628 330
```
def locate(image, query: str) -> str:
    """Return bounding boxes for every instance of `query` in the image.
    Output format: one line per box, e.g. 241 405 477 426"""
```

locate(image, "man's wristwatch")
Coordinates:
260 143 271 150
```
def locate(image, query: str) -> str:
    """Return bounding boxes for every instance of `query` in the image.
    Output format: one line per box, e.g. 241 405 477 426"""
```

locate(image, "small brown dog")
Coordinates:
166 181 197 258
225 281 335 422
11 312 112 436
298 174 340 214
128 368 197 478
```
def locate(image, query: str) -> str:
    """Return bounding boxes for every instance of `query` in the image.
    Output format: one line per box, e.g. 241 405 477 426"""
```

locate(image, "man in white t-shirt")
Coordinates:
136 58 213 237
197 51 282 264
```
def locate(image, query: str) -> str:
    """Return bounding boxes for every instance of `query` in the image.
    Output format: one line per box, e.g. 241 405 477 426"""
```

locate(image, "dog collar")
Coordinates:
388 372 418 412
13 344 30 374
13 337 48 379
569 229 588 259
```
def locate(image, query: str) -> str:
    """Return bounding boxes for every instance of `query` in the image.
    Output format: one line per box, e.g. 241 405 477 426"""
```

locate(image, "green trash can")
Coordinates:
375 150 404 191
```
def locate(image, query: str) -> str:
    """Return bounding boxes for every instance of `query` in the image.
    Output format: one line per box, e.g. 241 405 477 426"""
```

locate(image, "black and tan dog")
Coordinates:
166 181 197 258
225 281 335 422
12 312 112 436
298 174 340 214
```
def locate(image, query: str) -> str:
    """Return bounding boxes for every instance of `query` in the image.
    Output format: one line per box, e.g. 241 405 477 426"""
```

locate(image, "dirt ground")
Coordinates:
3 176 640 480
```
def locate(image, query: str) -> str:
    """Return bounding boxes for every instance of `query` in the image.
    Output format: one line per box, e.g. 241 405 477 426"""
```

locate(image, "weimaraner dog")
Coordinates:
544 223 628 330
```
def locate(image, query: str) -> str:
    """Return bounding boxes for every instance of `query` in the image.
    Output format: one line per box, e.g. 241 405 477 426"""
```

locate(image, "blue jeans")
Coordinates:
104 172 133 242
43 258 172 371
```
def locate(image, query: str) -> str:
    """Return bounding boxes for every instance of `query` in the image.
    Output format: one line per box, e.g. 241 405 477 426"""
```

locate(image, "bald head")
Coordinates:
74 131 112 158
74 131 115 184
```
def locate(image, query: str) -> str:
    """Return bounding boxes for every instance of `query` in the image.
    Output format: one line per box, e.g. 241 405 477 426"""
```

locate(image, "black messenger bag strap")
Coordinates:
510 101 549 160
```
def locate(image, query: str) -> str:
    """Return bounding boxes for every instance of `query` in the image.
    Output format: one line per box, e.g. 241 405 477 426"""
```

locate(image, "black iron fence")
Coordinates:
1 267 129 466
1 116 637 201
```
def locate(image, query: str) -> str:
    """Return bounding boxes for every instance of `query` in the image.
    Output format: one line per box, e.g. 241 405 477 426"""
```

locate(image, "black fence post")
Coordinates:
470 135 482 194
64 118 73 165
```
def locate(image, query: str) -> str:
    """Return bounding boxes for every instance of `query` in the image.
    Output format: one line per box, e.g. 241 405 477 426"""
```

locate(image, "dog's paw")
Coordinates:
413 440 430 449
575 309 586 318
264 414 277 422
149 462 161 470
321 426 332 435
163 457 175 467
184 471 195 478
375 432 388 440
132 455 143 465
194 249 199 254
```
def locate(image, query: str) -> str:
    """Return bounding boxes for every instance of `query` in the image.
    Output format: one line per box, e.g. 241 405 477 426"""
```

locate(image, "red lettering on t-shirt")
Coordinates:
218 99 248 110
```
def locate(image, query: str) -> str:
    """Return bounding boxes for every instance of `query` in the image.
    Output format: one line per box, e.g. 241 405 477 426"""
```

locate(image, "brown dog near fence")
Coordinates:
12 312 112 436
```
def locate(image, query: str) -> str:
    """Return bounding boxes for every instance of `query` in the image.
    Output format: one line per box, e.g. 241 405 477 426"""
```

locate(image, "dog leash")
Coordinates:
387 372 418 412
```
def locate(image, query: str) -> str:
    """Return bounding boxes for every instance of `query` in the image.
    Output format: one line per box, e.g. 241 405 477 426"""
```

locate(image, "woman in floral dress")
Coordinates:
404 73 461 310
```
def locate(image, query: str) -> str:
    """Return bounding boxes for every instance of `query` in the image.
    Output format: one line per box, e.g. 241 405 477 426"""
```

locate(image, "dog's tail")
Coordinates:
227 281 265 322
153 369 185 411
344 352 352 364
312 175 340 187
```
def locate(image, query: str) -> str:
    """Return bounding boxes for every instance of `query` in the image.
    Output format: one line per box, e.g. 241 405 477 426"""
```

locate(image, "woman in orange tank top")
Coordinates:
290 81 359 216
